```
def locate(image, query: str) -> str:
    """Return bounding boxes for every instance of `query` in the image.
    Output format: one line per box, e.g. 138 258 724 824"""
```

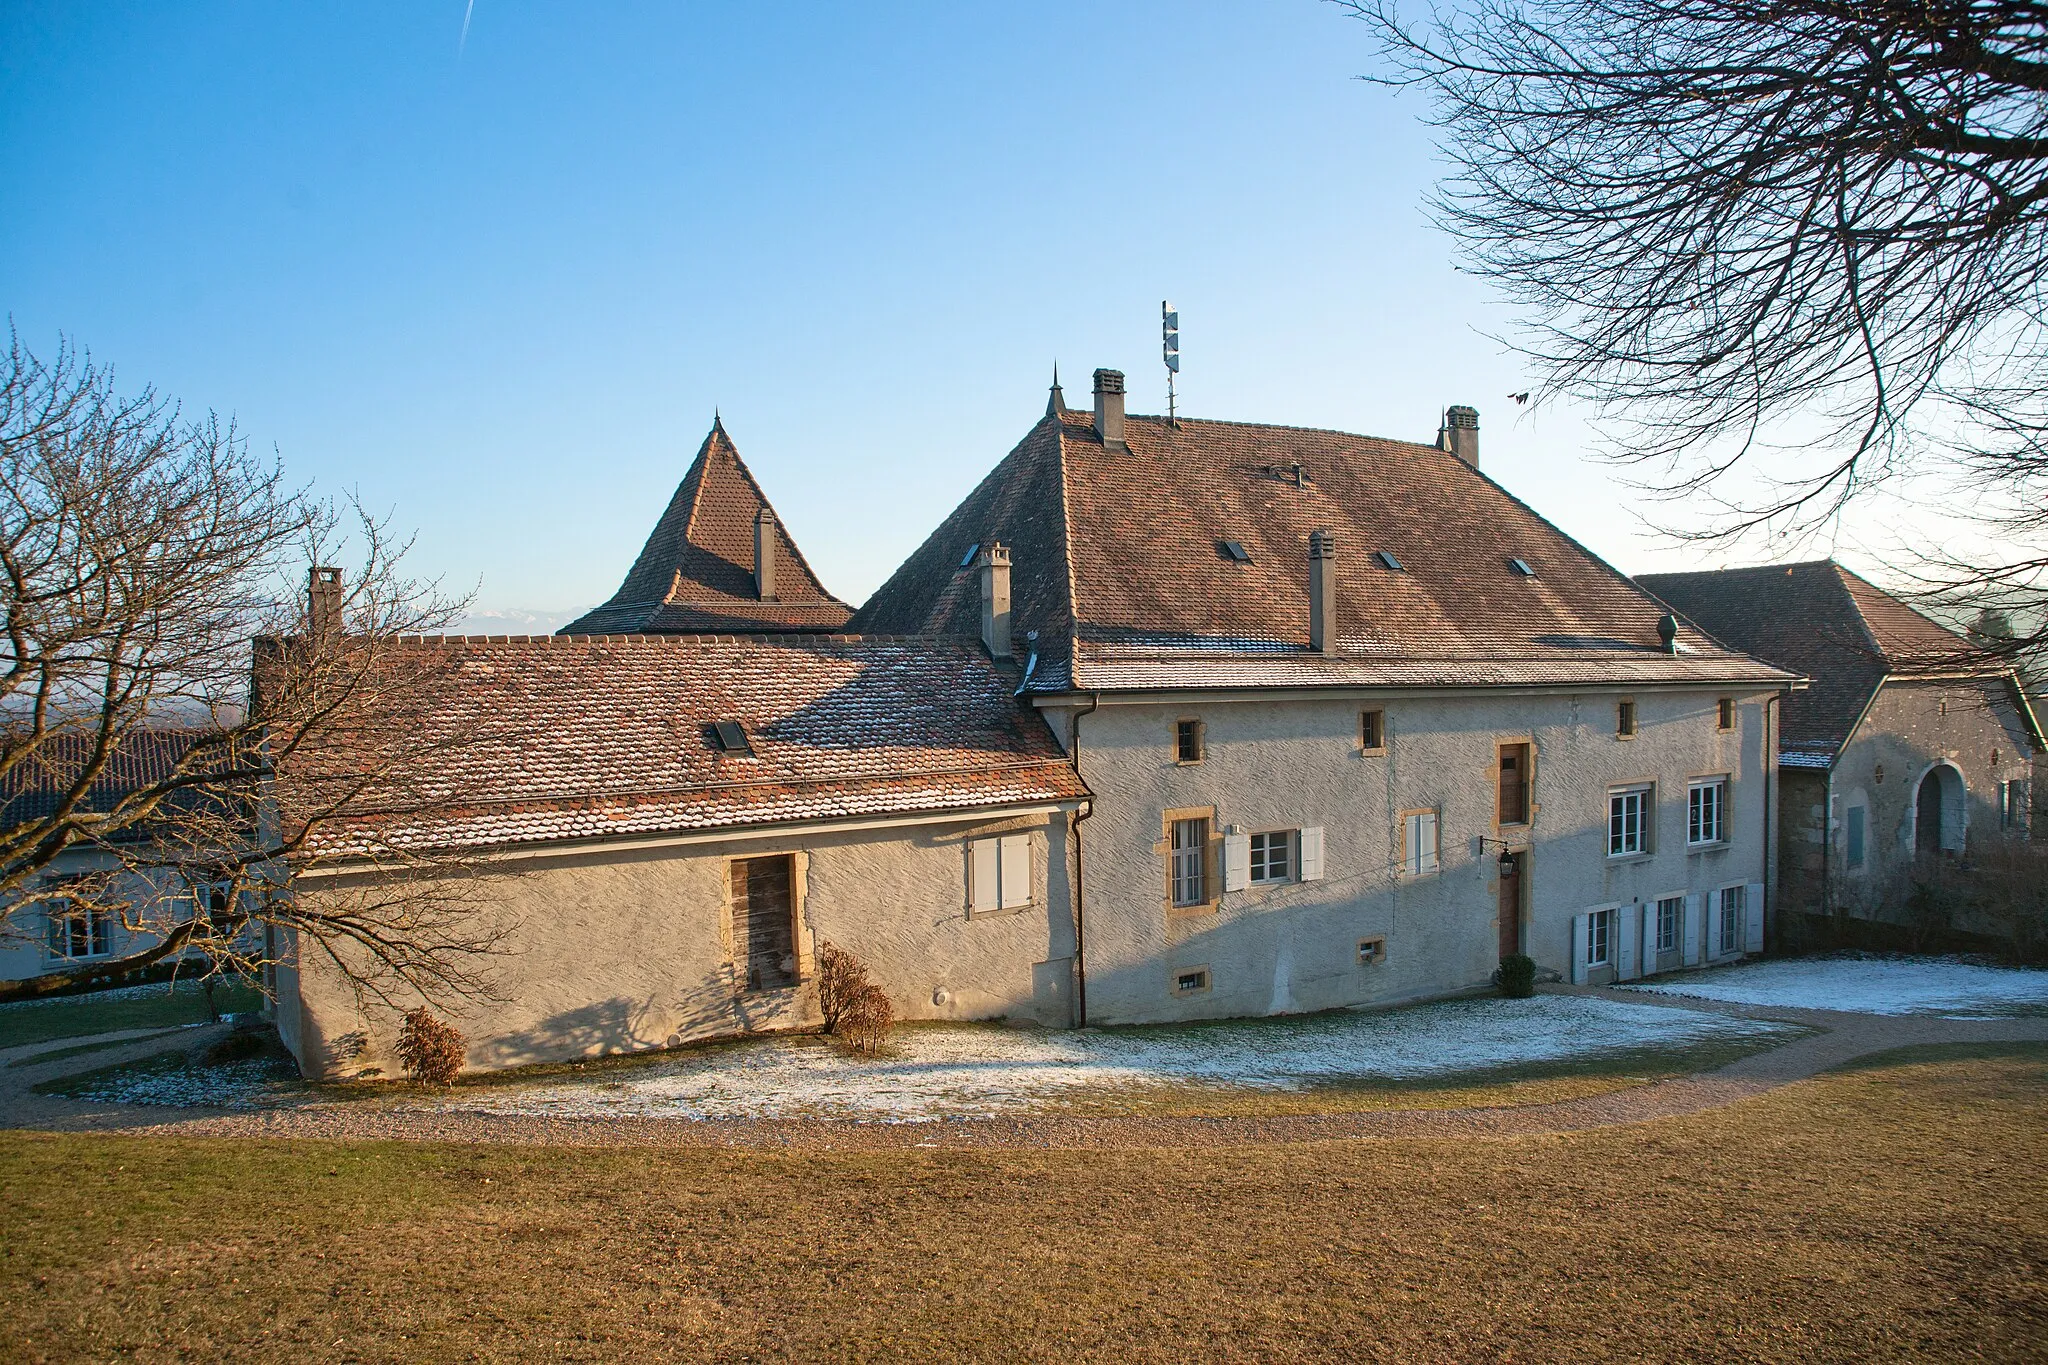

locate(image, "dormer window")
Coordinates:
1375 551 1405 571
1219 540 1252 563
1509 558 1535 577
958 543 981 568
711 720 753 755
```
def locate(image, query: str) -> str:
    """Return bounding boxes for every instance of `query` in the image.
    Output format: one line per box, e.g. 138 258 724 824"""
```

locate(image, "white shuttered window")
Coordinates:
969 834 1033 913
1401 811 1439 877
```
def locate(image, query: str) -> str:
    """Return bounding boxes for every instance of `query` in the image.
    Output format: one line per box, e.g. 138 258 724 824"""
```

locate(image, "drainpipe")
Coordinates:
1765 691 1781 952
1068 692 1100 1029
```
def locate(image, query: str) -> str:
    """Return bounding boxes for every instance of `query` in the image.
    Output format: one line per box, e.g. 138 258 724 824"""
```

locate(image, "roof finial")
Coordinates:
1045 363 1068 418
712 408 725 434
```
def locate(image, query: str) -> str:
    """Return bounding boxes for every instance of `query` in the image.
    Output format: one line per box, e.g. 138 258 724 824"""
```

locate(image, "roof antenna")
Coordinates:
1162 301 1180 427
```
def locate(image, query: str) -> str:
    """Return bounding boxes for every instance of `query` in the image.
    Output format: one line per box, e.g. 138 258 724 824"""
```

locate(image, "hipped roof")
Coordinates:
561 422 852 635
853 408 1795 694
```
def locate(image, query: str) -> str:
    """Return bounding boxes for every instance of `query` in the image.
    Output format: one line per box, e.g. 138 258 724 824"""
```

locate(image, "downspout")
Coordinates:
1068 692 1100 1029
1764 690 1780 952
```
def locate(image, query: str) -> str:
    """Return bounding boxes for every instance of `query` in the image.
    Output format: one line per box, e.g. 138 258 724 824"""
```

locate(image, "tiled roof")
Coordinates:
853 408 1793 693
560 421 853 635
0 728 240 843
288 634 1085 859
1637 560 1982 763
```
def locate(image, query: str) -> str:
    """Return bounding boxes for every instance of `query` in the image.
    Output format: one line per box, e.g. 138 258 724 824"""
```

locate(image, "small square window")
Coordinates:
1616 699 1637 738
1219 539 1252 563
1508 558 1535 577
1717 697 1735 730
1358 937 1386 965
1173 967 1211 995
1360 709 1386 752
1175 719 1204 763
1250 831 1294 884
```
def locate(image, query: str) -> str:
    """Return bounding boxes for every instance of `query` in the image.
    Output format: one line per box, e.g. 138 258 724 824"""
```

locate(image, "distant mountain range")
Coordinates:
451 607 589 637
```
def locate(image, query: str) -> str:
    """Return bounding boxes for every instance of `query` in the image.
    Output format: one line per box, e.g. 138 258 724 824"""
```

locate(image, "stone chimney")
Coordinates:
754 507 777 601
1092 369 1126 449
309 566 343 640
1438 405 1480 466
978 542 1013 661
1308 530 1337 653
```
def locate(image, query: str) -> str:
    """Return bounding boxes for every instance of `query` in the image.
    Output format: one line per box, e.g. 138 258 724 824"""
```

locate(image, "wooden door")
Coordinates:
729 855 795 990
1497 853 1522 960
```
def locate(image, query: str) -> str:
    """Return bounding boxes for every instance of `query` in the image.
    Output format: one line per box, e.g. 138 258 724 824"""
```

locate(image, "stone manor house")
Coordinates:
275 370 1797 1080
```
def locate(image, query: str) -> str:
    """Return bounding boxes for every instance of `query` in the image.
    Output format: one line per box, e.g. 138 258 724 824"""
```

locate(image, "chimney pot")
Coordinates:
1308 530 1337 653
308 566 343 641
978 542 1013 661
754 507 777 601
1092 369 1126 449
1439 405 1480 467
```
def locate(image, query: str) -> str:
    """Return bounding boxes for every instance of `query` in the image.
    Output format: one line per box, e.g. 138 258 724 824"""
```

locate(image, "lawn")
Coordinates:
3 1043 2043 1362
0 979 265 1050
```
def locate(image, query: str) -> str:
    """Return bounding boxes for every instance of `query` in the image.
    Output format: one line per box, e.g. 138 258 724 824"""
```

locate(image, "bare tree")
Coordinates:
0 330 512 1005
1345 0 2048 653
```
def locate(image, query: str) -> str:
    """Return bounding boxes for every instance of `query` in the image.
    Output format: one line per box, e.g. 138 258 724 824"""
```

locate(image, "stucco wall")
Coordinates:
1817 677 2038 916
285 808 1077 1081
1043 685 1776 1026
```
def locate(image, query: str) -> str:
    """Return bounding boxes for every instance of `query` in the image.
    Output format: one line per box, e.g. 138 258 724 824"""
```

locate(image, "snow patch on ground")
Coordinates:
64 1056 302 1110
1622 954 2048 1017
369 994 1796 1123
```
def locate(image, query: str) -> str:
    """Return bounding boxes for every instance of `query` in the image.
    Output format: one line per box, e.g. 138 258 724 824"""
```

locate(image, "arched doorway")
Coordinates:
1914 764 1966 856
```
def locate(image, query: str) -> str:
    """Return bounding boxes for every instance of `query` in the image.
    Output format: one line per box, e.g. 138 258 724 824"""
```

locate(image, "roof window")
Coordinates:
1375 551 1405 571
958 543 981 568
711 720 753 754
1219 540 1252 563
1509 558 1536 577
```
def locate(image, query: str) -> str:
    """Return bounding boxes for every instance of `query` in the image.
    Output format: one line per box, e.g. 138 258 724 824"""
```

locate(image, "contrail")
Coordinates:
459 0 475 56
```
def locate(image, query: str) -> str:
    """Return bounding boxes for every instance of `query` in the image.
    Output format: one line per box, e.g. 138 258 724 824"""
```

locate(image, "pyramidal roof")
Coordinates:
561 421 852 635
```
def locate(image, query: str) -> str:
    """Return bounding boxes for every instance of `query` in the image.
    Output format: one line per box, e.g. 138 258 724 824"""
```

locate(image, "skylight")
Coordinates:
1375 551 1405 571
711 720 753 754
1509 558 1536 577
959 543 981 568
1220 540 1252 563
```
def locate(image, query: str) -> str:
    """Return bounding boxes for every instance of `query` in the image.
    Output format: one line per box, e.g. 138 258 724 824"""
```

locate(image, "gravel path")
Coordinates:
3 989 2044 1150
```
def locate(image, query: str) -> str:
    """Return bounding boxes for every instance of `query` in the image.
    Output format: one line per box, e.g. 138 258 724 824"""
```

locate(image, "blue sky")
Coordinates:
2 1 1801 620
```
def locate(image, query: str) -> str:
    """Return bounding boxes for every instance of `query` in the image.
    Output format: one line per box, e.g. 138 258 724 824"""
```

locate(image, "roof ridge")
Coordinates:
401 631 989 646
1825 562 1892 661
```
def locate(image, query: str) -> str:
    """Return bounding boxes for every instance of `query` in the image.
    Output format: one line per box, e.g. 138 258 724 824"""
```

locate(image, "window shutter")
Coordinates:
1641 902 1659 975
1418 813 1439 875
1681 893 1703 967
1298 826 1325 882
1617 903 1639 980
999 834 1031 908
969 838 998 913
1223 827 1250 892
1743 882 1765 953
1570 912 1589 984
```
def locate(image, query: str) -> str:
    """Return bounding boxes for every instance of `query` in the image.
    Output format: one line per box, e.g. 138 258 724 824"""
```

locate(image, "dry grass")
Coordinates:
3 1044 2045 1362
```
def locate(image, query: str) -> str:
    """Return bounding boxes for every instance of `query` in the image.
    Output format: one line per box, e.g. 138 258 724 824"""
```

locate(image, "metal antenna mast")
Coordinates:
1162 300 1180 426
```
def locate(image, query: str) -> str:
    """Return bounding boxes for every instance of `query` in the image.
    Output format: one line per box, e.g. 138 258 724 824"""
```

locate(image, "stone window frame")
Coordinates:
1162 806 1219 917
1174 717 1204 765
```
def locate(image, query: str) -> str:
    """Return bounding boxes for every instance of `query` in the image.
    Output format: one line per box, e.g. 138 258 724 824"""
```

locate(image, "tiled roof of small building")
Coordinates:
292 634 1085 859
852 408 1794 692
560 421 853 635
0 728 208 834
1637 560 1984 764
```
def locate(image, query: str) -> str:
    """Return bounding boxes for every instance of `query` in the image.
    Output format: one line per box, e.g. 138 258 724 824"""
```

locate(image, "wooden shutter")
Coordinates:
1681 893 1703 967
969 838 999 913
1641 902 1659 975
1417 812 1439 875
1223 827 1250 892
1743 882 1765 952
1617 902 1639 980
999 834 1031 908
1298 826 1325 882
1570 912 1589 984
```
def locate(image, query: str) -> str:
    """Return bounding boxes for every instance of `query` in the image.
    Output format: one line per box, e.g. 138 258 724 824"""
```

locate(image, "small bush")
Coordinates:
1496 953 1537 999
200 1030 270 1066
838 983 894 1053
394 1007 466 1087
816 941 866 1033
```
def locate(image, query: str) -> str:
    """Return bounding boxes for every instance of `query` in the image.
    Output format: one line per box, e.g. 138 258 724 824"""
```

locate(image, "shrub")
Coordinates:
838 983 895 1053
394 1007 466 1087
816 940 866 1033
1496 953 1537 999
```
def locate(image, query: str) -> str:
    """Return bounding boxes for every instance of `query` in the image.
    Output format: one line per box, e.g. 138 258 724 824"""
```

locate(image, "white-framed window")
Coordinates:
1170 816 1209 908
1401 810 1440 877
1608 785 1651 856
1687 779 1727 846
1846 804 1867 869
1249 830 1294 884
968 834 1033 914
1655 895 1682 954
1718 885 1745 955
44 903 112 961
1586 907 1613 967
